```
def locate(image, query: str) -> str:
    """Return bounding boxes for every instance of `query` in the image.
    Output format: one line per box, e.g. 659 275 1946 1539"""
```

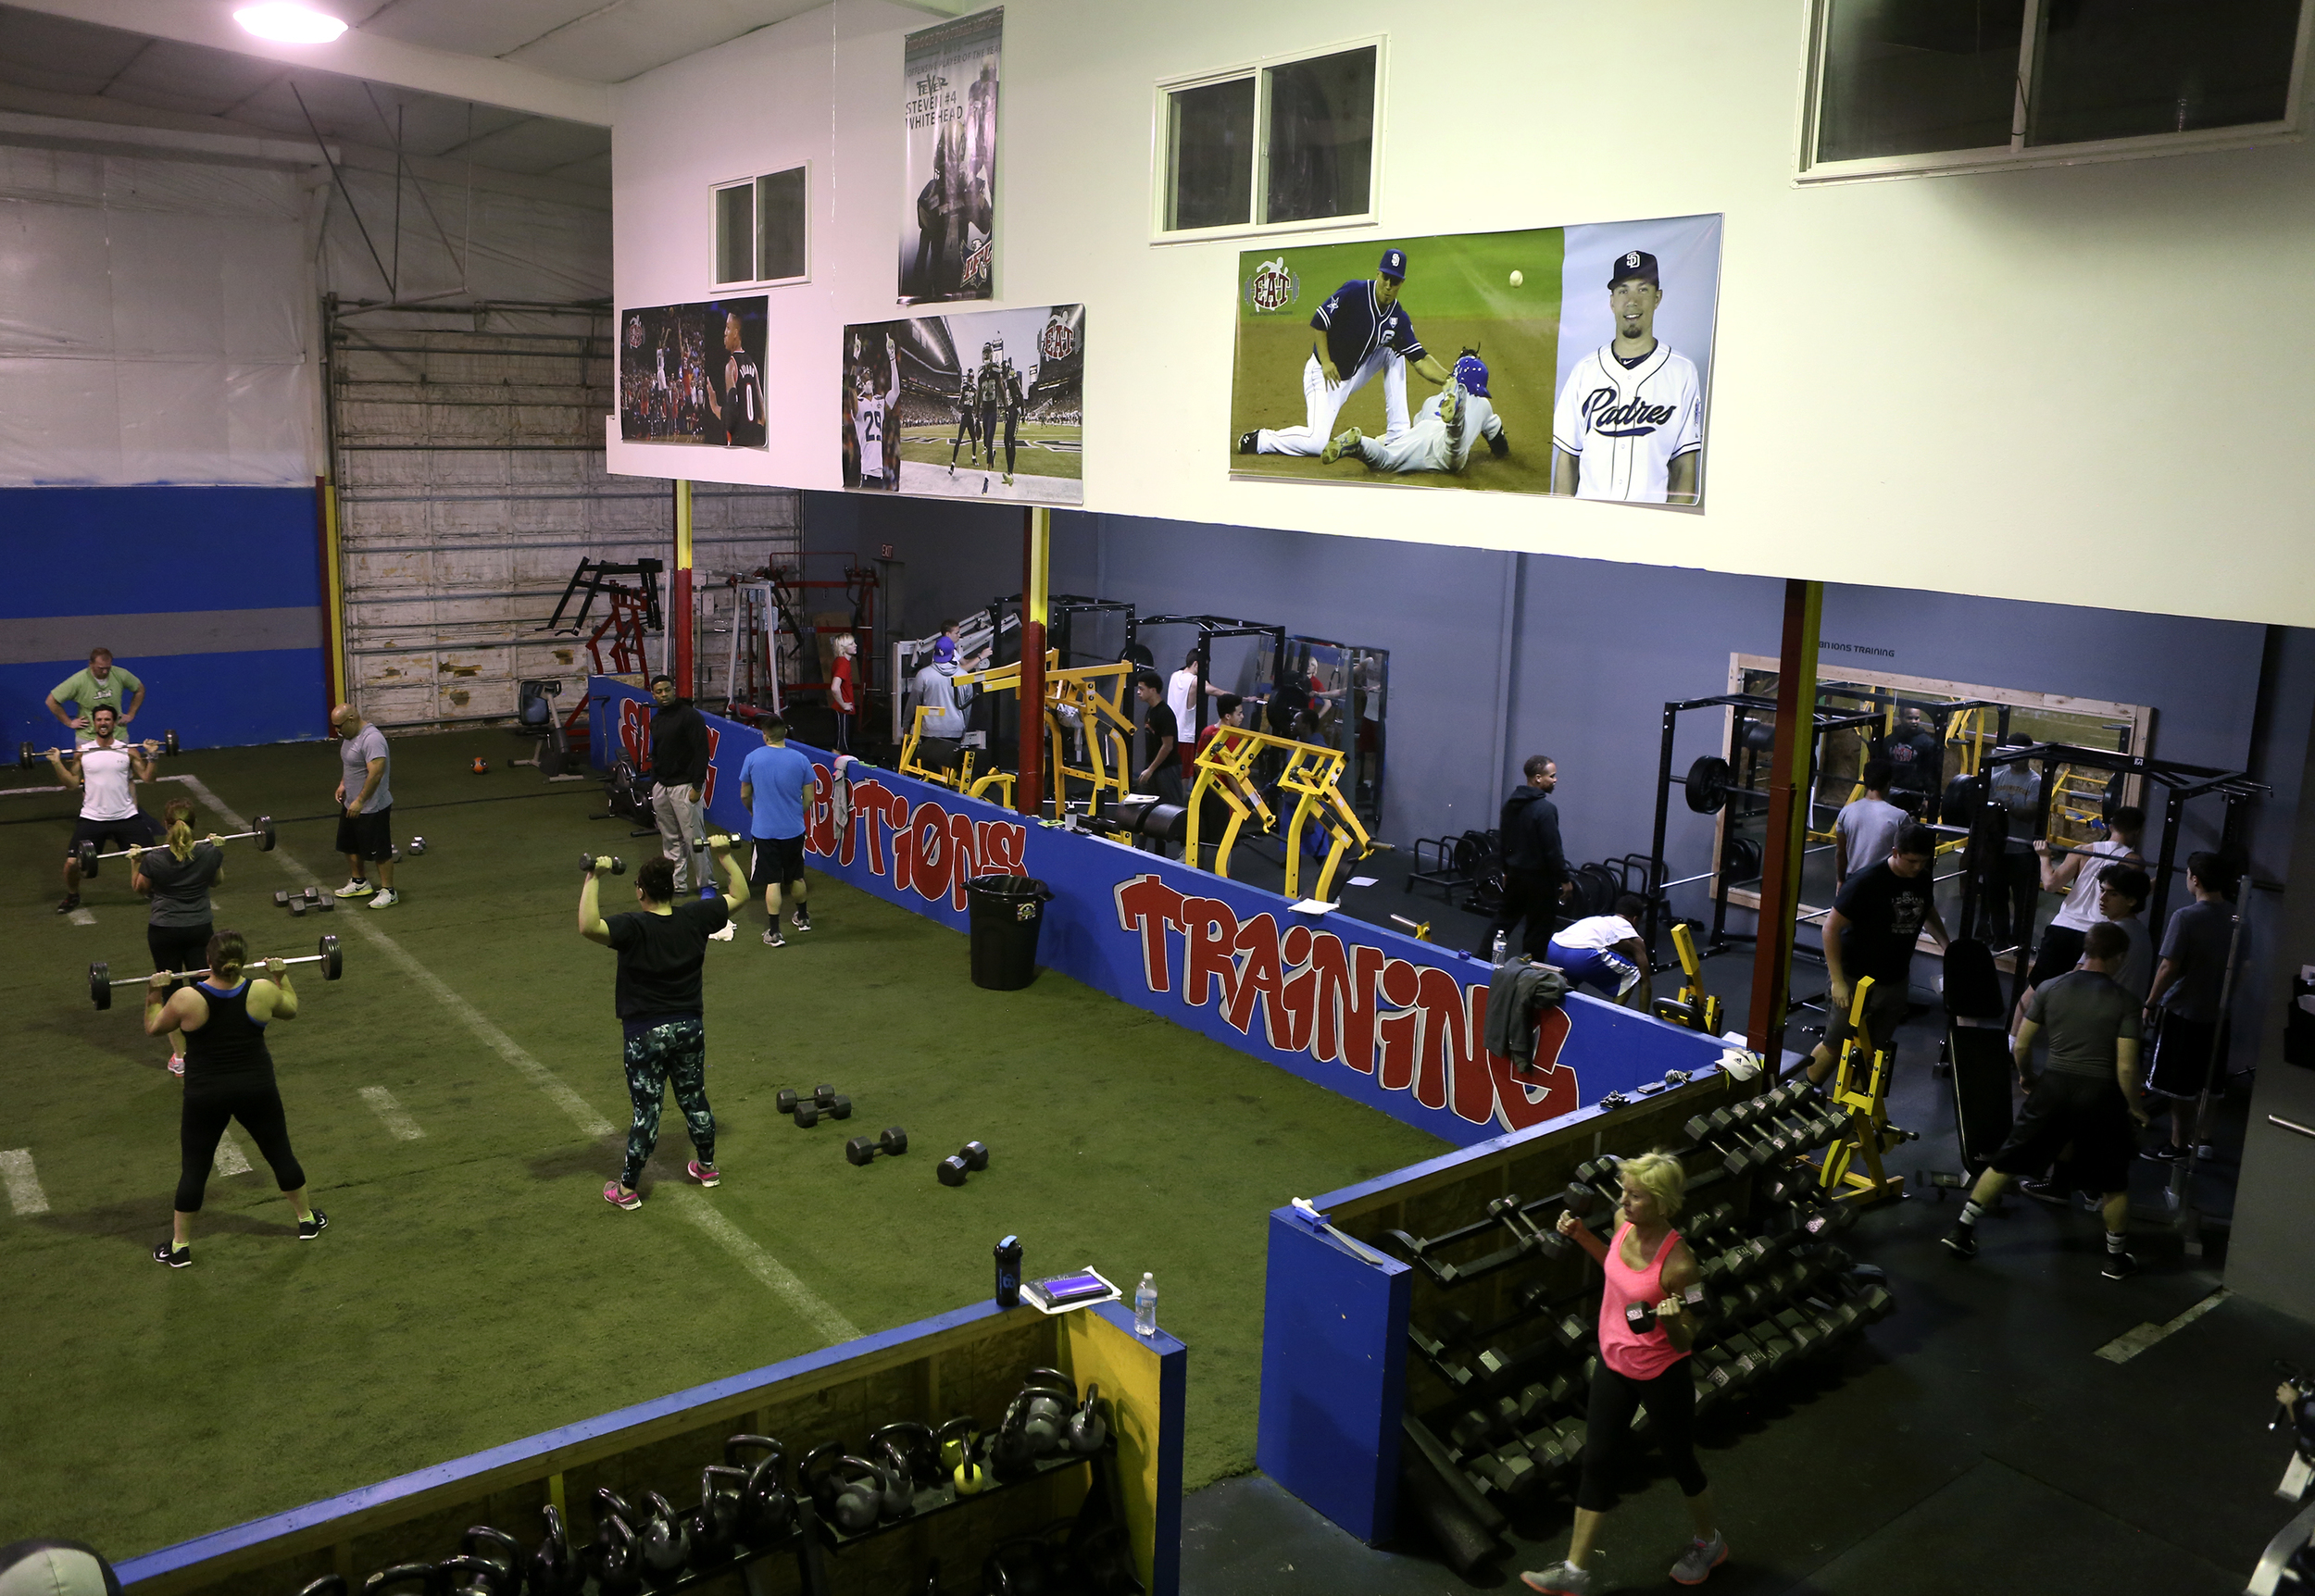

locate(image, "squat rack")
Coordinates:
1643 692 1883 962
1125 613 1288 764
1960 742 2266 1003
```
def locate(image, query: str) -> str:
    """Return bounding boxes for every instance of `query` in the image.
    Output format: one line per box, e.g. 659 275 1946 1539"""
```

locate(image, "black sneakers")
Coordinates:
1941 1226 1978 1259
56 893 80 915
154 1241 190 1267
297 1211 329 1241
2101 1249 2138 1279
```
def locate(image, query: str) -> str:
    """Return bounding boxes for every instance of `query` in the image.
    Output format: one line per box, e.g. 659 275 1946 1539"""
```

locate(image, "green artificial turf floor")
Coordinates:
0 730 1445 1560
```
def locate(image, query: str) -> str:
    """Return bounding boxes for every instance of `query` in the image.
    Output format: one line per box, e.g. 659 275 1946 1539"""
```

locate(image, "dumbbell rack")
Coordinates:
1384 1084 1897 1532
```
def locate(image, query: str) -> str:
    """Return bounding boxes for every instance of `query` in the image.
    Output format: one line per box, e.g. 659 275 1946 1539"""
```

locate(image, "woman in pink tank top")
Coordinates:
1521 1151 1726 1595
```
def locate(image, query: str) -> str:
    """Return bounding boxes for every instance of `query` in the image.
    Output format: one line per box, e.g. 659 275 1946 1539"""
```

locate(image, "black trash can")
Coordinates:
965 874 1053 991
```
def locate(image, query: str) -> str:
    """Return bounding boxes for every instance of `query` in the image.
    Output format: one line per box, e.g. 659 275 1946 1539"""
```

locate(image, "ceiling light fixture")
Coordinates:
233 4 349 44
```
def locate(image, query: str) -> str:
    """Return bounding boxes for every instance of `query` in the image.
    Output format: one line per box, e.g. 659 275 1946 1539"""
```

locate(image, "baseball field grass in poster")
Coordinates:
840 304 1082 504
898 8 1001 305
1228 214 1721 506
618 297 770 447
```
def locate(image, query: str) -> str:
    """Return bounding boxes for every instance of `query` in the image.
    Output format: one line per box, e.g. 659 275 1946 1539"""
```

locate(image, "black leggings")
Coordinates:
148 923 212 986
177 1079 305 1212
1577 1357 1708 1512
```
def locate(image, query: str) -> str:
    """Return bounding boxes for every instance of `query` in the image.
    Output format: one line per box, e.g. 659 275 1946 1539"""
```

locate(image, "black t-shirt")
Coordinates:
1143 702 1179 767
1880 728 1942 792
606 897 730 1020
1833 861 1936 985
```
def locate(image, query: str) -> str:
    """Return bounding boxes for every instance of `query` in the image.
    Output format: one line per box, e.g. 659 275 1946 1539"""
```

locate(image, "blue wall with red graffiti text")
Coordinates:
590 679 1733 1148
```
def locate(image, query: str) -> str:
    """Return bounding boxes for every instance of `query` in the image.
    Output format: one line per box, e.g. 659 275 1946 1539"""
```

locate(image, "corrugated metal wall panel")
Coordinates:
327 301 800 730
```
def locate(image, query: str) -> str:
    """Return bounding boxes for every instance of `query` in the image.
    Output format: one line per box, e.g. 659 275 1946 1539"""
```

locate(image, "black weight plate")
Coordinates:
1941 773 1983 829
2102 772 2124 823
1721 835 1763 884
1684 756 1733 815
1740 719 1776 754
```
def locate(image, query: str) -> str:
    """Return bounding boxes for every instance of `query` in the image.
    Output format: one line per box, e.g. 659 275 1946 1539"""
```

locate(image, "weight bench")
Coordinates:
1919 937 2013 1200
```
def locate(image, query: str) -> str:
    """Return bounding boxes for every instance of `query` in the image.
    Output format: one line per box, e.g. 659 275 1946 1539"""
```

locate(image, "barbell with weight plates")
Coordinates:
19 729 179 771
1682 755 1735 816
88 933 343 1010
76 815 274 878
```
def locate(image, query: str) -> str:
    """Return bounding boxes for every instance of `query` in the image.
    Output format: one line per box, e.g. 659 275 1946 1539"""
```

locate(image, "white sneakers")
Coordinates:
333 879 373 898
368 889 399 910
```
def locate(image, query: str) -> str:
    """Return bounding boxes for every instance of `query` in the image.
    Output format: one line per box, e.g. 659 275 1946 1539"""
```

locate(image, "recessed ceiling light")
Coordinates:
233 4 349 44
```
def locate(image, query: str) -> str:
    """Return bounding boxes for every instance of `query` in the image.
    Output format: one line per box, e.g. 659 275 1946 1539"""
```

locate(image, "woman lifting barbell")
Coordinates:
129 798 225 1078
144 929 325 1267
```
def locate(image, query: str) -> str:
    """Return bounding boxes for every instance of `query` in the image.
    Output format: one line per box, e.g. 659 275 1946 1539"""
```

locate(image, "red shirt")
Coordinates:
831 656 856 714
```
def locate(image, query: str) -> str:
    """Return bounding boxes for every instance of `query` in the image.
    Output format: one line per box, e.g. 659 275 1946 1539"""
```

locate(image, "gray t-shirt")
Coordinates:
2026 968 2140 1082
1835 796 1907 879
341 723 393 813
139 842 223 929
2158 898 2238 1021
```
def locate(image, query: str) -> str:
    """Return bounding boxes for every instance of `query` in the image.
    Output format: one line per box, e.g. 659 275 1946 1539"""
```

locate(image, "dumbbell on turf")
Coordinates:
778 1085 853 1128
937 1141 991 1186
845 1127 908 1166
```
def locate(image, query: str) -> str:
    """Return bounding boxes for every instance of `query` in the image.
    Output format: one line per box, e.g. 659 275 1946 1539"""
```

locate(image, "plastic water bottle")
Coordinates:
1491 930 1508 966
1134 1272 1158 1337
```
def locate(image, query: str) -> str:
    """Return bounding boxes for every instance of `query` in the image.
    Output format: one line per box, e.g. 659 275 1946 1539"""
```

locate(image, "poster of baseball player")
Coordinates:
1228 214 1721 506
897 8 1001 305
618 296 770 448
840 304 1082 503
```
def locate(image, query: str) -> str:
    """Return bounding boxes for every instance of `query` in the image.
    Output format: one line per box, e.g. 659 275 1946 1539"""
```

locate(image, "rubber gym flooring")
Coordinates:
0 729 1446 1561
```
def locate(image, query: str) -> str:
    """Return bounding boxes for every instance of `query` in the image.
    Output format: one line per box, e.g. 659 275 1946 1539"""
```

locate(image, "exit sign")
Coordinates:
879 543 895 559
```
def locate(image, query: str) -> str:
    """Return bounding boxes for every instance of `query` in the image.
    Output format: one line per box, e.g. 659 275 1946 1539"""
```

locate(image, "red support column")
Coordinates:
1746 579 1823 1068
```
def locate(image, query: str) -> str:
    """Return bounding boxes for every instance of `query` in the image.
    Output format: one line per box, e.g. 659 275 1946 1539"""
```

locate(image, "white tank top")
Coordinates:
2050 838 2134 931
78 742 140 821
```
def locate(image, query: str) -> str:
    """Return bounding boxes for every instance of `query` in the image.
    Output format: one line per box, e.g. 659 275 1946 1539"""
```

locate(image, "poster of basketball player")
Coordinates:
1227 213 1720 507
841 303 1082 503
619 297 770 447
897 8 1001 305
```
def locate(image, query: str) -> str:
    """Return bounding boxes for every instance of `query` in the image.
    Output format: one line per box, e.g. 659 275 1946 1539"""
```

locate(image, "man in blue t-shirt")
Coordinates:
739 717 819 949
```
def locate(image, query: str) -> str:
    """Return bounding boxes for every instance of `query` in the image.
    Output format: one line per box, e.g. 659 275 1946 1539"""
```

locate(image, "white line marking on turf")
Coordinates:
2 1149 51 1216
2095 1288 2230 1365
171 775 615 1140
213 1131 252 1177
0 783 71 797
358 1086 424 1141
177 773 858 1343
68 908 95 927
678 1198 860 1342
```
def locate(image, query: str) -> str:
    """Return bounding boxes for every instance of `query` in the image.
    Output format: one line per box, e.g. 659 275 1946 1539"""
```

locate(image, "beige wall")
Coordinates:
610 0 2315 627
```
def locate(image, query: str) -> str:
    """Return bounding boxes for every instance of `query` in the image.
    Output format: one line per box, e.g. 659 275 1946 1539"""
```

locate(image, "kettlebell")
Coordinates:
639 1490 689 1575
869 1440 915 1520
830 1454 886 1532
938 1416 988 1495
725 1435 794 1543
591 1489 643 1596
1065 1380 1109 1455
693 1464 746 1561
296 1580 349 1596
439 1555 505 1596
982 1540 1051 1596
989 1394 1036 1481
455 1527 521 1596
360 1566 439 1596
870 1420 940 1489
1017 1367 1076 1457
800 1440 846 1520
530 1503 582 1596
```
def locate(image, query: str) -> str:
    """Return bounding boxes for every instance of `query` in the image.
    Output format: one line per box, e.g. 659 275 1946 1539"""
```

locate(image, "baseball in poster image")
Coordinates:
1228 214 1721 506
841 304 1082 505
898 7 1001 305
619 296 770 448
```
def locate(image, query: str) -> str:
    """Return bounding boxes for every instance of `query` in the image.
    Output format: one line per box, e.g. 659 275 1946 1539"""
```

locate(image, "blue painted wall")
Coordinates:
1 487 326 752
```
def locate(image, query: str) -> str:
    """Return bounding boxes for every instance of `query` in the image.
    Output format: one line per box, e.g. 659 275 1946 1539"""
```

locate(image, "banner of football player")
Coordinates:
617 297 769 448
840 304 1083 504
1227 213 1721 507
898 8 1001 304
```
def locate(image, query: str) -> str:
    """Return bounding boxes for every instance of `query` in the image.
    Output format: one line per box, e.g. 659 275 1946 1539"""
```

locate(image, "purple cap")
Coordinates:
933 636 957 663
1378 248 1407 281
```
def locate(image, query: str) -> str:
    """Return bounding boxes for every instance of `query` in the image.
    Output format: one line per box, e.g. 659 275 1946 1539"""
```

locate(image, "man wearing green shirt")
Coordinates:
47 648 144 730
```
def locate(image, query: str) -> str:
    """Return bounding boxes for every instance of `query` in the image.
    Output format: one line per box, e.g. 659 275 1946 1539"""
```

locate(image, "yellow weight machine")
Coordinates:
898 652 1145 816
897 658 1020 807
1650 922 1724 1036
1185 727 1383 902
1809 975 1913 1205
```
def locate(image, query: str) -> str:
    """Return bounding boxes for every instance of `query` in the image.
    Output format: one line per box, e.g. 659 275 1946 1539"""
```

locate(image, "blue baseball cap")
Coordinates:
1453 353 1489 396
1378 248 1407 281
1608 249 1660 288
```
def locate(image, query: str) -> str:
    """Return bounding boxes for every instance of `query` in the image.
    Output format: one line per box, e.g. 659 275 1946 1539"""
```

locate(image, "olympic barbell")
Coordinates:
89 933 343 1010
19 730 178 771
77 816 274 878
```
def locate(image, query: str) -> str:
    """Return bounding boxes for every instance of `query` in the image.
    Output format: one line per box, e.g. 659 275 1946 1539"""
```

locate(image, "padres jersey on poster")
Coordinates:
1310 281 1427 377
1551 342 1703 503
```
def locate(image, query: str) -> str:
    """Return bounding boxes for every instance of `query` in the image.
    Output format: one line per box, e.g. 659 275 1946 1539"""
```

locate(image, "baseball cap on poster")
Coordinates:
1378 248 1408 281
1607 249 1660 288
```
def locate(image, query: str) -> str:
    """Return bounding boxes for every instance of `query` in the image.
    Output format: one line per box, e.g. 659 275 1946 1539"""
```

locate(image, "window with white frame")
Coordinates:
1157 41 1380 238
713 165 811 286
1799 0 2311 182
